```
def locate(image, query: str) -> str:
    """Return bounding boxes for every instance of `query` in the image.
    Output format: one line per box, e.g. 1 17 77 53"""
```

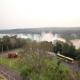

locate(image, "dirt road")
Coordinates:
0 64 23 80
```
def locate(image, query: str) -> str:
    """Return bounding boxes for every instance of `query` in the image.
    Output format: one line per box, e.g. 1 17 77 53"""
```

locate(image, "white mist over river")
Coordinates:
0 32 80 49
0 32 66 42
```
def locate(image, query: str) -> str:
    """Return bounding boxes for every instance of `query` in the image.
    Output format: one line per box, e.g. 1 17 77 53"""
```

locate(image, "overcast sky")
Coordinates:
0 0 80 29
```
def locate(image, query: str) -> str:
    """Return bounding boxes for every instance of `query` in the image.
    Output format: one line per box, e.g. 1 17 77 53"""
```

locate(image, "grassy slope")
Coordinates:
0 50 80 80
0 56 78 80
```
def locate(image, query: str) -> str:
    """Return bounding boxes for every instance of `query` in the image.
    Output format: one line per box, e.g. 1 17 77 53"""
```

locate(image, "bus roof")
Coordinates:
57 53 74 61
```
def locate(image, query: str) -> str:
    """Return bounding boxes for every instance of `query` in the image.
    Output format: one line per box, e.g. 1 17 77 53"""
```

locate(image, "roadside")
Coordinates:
0 74 7 80
0 64 23 80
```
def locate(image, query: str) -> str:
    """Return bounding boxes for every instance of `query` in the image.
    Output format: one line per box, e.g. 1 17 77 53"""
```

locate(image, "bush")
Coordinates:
20 66 32 80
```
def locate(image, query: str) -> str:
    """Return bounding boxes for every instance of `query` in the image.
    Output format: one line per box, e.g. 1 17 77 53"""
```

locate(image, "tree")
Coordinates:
53 41 63 53
53 41 76 58
61 43 76 58
3 36 10 51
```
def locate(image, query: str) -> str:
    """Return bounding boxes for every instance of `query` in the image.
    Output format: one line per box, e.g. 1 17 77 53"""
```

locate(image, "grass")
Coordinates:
0 56 22 73
0 55 70 72
0 53 80 80
0 56 70 69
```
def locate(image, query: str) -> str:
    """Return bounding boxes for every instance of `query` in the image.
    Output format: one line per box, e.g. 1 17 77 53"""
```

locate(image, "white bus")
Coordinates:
57 53 74 63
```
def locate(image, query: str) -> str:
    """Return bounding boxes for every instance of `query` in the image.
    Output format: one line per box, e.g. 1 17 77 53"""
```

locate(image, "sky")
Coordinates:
0 0 80 29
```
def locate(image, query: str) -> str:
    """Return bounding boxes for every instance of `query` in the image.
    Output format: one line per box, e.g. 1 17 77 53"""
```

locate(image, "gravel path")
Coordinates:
0 64 23 80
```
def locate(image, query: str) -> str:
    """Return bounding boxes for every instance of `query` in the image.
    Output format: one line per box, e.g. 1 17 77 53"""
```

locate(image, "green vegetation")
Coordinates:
0 36 80 80
0 35 26 52
53 40 80 59
0 53 76 80
0 40 80 80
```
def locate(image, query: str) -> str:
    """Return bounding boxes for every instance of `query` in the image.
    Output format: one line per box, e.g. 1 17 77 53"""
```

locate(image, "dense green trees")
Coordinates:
62 42 76 58
53 41 63 53
0 35 26 52
53 41 79 59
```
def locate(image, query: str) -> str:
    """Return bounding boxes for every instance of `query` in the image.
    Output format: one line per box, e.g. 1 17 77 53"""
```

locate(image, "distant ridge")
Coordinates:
0 27 80 34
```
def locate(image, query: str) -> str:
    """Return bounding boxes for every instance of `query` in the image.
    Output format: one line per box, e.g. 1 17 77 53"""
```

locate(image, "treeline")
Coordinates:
0 35 26 52
0 35 80 60
53 41 80 59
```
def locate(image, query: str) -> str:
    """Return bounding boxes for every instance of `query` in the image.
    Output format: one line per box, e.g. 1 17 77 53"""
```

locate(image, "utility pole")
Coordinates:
0 38 3 64
2 43 3 53
1 39 3 53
